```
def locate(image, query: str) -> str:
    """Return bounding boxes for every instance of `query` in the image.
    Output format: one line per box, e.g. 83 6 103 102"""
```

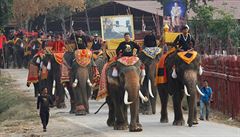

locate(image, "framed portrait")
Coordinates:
163 0 187 32
100 15 135 40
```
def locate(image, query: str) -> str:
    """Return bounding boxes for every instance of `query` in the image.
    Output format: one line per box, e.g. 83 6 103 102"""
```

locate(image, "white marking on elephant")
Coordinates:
196 85 204 96
40 61 43 68
199 65 203 75
72 79 78 87
47 61 51 70
148 80 154 98
124 90 133 105
172 68 177 79
139 90 148 102
36 57 40 64
52 80 56 95
64 87 69 93
112 67 118 77
184 85 190 96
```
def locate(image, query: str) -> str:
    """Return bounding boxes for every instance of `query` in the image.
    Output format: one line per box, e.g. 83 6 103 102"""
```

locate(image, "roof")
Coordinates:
114 1 163 16
189 0 240 19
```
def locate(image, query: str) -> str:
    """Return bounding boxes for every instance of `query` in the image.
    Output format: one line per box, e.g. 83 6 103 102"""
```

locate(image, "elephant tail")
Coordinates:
94 101 107 114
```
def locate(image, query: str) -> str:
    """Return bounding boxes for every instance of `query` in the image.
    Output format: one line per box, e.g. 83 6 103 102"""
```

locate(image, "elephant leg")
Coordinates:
172 90 185 126
140 77 152 115
65 82 75 114
106 96 115 127
158 85 169 123
33 82 40 97
187 92 198 127
75 83 89 116
129 97 142 132
55 80 66 109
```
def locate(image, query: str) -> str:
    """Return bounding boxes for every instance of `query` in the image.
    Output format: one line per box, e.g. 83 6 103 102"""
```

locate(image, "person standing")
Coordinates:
37 88 53 132
199 80 213 121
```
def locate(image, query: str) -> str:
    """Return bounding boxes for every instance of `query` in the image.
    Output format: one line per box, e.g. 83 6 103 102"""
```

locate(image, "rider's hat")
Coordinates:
181 24 190 31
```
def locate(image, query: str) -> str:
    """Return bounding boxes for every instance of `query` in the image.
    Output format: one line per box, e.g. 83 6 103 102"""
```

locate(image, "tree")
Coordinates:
0 0 13 28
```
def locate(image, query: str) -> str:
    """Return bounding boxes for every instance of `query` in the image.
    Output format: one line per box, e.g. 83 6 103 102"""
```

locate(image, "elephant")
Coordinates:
106 56 146 132
71 49 95 115
138 47 162 115
41 53 66 108
157 49 203 127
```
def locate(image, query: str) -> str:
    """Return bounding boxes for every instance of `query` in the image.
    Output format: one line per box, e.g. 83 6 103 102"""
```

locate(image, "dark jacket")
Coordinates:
37 95 53 112
116 41 140 57
173 34 195 51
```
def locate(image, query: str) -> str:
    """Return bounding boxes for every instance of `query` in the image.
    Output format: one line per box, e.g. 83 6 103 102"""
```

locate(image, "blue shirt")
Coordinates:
200 87 212 103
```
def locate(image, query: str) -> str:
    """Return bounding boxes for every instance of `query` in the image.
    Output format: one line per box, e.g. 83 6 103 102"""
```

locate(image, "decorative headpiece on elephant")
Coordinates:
106 56 148 132
157 49 204 127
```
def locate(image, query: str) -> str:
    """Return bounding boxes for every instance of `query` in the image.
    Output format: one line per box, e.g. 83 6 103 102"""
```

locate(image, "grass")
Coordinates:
0 75 38 123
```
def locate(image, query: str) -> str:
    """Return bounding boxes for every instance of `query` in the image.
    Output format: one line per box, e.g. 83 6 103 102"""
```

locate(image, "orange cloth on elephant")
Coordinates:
27 63 39 83
52 40 65 53
60 58 71 83
177 51 198 64
53 53 64 64
75 49 92 67
156 47 176 84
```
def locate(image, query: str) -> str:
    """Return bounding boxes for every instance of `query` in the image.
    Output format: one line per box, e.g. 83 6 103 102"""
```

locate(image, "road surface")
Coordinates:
1 69 239 137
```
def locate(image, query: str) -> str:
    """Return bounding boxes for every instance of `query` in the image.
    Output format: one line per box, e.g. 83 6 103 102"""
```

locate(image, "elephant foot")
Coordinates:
142 110 153 115
69 109 76 114
107 119 115 127
56 103 66 109
114 123 128 130
75 110 87 116
173 119 185 126
129 123 143 132
188 119 197 127
160 117 169 123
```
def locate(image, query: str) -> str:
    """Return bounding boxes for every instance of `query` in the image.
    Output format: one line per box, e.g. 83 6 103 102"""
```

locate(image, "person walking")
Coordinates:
199 80 213 121
37 88 53 132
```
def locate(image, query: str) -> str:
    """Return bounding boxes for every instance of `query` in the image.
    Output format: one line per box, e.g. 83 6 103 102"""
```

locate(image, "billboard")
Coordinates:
163 0 187 32
100 15 134 40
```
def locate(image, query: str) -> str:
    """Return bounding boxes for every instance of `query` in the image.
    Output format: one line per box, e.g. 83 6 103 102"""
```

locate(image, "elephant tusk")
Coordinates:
172 68 177 79
199 65 203 75
47 61 51 70
139 90 148 102
72 79 78 87
52 80 56 95
148 80 154 98
184 85 190 96
140 69 146 85
64 87 69 93
196 85 205 96
40 61 43 68
124 90 133 105
87 79 94 87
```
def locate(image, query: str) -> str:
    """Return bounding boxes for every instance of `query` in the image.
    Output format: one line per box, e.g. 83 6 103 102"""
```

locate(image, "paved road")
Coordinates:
2 69 240 137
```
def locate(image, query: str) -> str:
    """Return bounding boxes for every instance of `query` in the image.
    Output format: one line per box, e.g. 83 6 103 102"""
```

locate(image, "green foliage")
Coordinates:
191 5 240 48
0 0 13 28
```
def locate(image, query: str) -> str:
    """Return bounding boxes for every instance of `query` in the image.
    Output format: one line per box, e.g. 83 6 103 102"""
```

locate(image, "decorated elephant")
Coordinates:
105 56 147 132
41 52 66 108
71 49 95 115
138 47 162 115
156 48 204 127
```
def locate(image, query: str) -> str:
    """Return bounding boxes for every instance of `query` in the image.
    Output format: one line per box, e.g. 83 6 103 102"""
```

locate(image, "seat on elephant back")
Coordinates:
142 47 162 59
177 50 198 64
117 56 139 66
74 49 92 67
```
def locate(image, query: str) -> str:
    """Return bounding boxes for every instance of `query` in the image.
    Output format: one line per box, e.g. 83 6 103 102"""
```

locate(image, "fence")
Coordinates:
199 55 240 121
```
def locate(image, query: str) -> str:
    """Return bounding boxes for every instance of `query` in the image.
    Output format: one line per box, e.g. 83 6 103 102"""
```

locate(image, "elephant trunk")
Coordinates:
184 70 198 127
123 71 140 105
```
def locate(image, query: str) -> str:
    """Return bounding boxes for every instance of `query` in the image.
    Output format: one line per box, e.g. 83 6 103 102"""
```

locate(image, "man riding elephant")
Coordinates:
156 25 203 127
138 32 162 115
